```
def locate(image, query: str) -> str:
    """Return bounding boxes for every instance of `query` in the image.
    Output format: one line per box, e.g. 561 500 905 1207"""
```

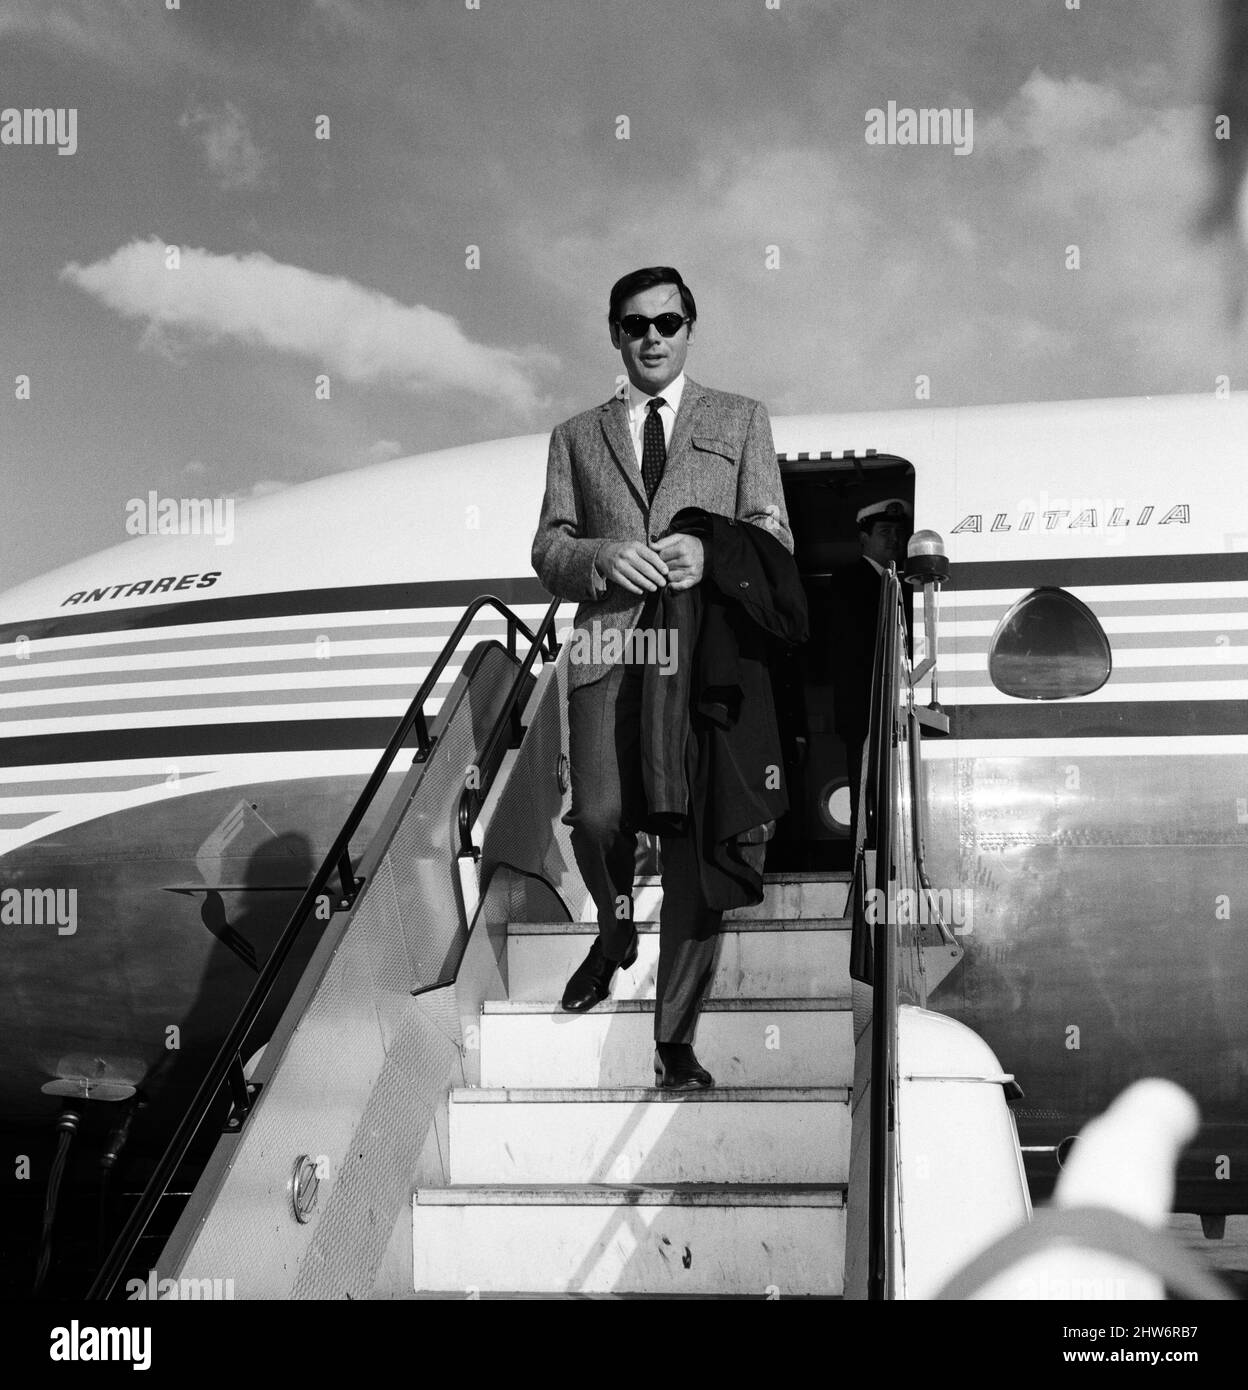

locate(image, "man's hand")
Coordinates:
596 539 670 594
654 533 704 592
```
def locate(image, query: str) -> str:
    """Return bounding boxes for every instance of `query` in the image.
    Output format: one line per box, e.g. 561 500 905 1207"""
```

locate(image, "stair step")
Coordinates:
411 1184 846 1295
449 1085 848 1101
484 997 848 1012
508 918 848 932
416 1182 844 1204
478 999 853 1087
412 870 858 1298
619 872 850 922
506 921 850 1002
382 1290 839 1300
448 1086 849 1185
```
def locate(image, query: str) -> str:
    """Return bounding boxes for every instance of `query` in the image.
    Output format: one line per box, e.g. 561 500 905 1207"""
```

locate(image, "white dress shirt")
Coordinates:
625 372 686 467
590 374 687 591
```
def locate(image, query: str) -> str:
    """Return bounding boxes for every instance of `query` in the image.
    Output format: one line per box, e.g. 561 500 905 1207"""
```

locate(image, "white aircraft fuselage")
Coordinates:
1 391 1245 1237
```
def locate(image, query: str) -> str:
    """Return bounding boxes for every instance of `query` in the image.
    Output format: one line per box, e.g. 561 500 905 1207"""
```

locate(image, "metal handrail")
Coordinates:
907 707 957 948
867 566 904 1301
88 593 561 1299
457 601 564 858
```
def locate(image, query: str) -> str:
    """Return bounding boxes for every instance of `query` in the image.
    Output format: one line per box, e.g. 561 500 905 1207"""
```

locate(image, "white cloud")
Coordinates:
248 479 290 498
980 71 1139 154
0 0 231 83
360 439 403 464
60 237 554 414
945 218 979 256
701 145 866 259
310 0 378 32
179 101 268 191
969 71 1233 381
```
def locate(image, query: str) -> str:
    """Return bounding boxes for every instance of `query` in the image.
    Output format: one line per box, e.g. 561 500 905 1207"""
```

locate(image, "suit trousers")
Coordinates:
564 660 722 1044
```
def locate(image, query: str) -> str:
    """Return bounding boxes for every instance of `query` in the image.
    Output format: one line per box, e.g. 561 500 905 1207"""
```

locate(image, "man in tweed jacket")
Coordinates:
531 266 792 1088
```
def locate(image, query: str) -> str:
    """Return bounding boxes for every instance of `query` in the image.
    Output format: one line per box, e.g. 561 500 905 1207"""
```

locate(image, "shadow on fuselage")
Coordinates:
0 812 336 1299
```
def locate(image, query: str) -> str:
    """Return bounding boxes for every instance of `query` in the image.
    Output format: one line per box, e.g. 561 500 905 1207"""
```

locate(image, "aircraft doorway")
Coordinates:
767 453 916 872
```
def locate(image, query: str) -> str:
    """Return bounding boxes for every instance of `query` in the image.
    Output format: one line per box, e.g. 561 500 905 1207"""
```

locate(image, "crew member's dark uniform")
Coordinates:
830 499 913 849
831 557 887 844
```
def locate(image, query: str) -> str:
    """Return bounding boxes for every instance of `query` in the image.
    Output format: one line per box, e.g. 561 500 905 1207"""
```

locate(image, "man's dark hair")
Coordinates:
608 266 697 327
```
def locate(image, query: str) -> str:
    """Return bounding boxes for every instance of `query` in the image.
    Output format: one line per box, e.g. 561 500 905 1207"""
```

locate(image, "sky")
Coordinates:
0 0 1243 590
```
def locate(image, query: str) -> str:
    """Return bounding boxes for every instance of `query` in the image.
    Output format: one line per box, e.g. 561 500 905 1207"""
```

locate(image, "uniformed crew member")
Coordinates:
831 498 912 848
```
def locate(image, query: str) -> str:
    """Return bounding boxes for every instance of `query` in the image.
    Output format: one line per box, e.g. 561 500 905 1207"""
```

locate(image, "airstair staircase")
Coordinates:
409 870 853 1298
89 546 997 1304
94 599 887 1302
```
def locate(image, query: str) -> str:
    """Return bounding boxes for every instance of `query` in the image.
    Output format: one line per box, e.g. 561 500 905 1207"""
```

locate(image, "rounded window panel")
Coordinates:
988 587 1111 700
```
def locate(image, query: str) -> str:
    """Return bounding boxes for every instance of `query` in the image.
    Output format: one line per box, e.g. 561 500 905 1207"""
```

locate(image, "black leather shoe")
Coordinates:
560 933 638 1012
653 1043 714 1089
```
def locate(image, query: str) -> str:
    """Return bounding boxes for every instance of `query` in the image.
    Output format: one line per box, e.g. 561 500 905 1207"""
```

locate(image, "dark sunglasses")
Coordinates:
616 313 690 339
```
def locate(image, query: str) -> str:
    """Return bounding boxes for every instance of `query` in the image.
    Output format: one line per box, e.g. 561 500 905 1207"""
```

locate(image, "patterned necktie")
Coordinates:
641 397 667 503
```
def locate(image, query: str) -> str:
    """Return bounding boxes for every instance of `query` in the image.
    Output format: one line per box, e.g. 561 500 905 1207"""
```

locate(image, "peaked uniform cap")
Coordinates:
856 497 912 526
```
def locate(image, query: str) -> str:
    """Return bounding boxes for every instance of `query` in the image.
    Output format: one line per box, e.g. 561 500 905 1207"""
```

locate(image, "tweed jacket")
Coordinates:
531 377 793 689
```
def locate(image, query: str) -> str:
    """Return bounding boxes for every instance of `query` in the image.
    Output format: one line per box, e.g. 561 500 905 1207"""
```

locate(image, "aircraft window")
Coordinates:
988 587 1111 699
